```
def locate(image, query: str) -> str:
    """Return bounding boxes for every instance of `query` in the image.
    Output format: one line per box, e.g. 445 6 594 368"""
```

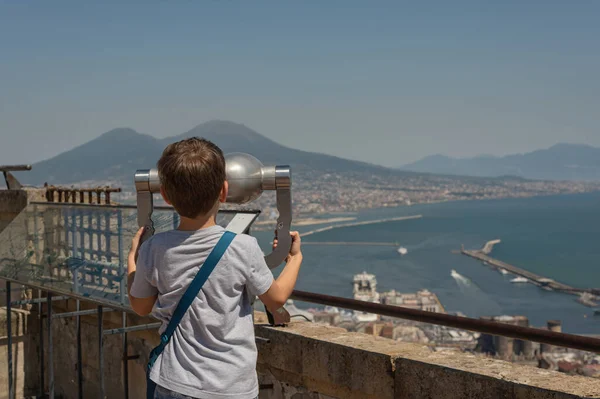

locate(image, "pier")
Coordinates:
461 241 599 301
481 239 501 254
300 214 422 237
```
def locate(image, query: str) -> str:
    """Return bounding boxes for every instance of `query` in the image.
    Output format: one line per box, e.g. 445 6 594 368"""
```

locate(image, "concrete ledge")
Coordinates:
0 190 28 233
256 319 600 399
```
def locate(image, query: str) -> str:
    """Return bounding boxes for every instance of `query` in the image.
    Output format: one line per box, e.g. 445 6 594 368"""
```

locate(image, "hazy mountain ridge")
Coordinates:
20 120 401 186
402 143 600 181
20 121 599 187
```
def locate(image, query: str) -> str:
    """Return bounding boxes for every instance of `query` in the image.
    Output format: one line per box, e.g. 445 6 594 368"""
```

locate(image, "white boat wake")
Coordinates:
450 269 503 315
451 269 471 286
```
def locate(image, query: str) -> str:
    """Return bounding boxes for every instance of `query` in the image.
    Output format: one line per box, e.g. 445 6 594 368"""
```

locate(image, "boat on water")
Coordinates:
450 269 461 279
499 268 509 275
510 276 529 284
576 293 599 308
397 247 408 255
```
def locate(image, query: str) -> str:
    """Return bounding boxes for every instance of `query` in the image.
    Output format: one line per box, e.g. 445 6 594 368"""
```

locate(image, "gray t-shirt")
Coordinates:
130 225 274 399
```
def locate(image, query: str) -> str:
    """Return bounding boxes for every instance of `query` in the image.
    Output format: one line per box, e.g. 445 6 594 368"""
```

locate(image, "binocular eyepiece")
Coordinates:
135 153 292 269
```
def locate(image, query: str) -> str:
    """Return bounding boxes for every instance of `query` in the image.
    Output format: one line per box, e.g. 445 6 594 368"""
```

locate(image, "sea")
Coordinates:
254 191 600 334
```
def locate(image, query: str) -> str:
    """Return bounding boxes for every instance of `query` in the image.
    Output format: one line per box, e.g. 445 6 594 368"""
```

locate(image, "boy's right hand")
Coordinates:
273 231 302 262
260 231 303 311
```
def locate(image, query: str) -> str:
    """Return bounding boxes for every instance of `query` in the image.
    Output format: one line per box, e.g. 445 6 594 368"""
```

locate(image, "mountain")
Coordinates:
23 128 164 185
163 120 392 174
21 120 397 186
402 144 600 181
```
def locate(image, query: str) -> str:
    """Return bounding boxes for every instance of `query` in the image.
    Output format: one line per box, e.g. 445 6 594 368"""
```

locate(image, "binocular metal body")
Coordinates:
134 153 292 269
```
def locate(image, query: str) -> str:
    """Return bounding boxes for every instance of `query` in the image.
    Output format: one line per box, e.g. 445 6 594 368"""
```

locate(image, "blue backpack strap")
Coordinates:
146 230 236 399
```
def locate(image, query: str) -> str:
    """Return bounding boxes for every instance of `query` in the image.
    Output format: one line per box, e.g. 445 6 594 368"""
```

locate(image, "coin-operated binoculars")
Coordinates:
134 153 293 325
134 153 292 269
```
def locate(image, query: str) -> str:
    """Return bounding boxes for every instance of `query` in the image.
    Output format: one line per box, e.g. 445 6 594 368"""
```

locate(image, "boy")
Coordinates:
128 137 302 399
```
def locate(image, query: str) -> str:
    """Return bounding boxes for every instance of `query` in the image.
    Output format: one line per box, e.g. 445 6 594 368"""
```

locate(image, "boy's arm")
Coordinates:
258 232 302 310
128 227 158 316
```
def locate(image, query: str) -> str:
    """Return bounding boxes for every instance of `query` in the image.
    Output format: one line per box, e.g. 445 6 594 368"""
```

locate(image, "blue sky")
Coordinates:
1 1 599 167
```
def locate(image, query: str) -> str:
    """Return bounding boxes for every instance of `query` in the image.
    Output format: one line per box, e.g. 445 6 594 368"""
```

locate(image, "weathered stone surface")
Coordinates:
257 317 600 399
0 188 45 233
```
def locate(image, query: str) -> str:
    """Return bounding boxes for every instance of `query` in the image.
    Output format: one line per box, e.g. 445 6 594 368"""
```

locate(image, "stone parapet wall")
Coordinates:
0 301 598 398
255 316 600 399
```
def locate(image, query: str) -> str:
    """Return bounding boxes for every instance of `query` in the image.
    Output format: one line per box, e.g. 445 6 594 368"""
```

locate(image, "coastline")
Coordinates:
293 190 600 221
254 216 356 227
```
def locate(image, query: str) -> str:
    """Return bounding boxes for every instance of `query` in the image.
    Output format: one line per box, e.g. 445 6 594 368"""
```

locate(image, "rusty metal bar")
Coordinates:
44 185 122 194
76 301 83 399
122 312 129 399
6 281 14 399
103 322 162 335
52 307 114 319
290 290 600 354
30 202 258 214
0 165 32 172
1 164 31 190
3 269 595 354
11 295 67 306
98 305 104 399
47 292 54 399
42 186 122 204
38 290 44 398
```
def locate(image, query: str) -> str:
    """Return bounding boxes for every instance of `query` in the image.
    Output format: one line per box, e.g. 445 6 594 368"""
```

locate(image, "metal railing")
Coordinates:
0 164 31 190
290 290 600 353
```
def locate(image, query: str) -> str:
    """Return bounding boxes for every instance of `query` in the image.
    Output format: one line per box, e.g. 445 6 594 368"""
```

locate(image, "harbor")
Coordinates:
461 240 600 306
305 272 480 351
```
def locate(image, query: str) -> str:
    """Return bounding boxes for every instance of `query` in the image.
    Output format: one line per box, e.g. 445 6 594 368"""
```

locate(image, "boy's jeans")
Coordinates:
155 385 258 399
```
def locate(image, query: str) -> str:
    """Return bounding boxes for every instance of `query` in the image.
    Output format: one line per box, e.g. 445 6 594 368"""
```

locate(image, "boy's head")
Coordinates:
157 137 227 219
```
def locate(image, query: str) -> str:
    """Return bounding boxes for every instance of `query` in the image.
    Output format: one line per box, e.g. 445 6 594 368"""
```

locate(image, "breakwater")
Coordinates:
462 241 600 303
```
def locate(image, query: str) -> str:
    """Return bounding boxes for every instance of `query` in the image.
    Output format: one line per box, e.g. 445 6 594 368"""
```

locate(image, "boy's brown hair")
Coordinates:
157 137 226 218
